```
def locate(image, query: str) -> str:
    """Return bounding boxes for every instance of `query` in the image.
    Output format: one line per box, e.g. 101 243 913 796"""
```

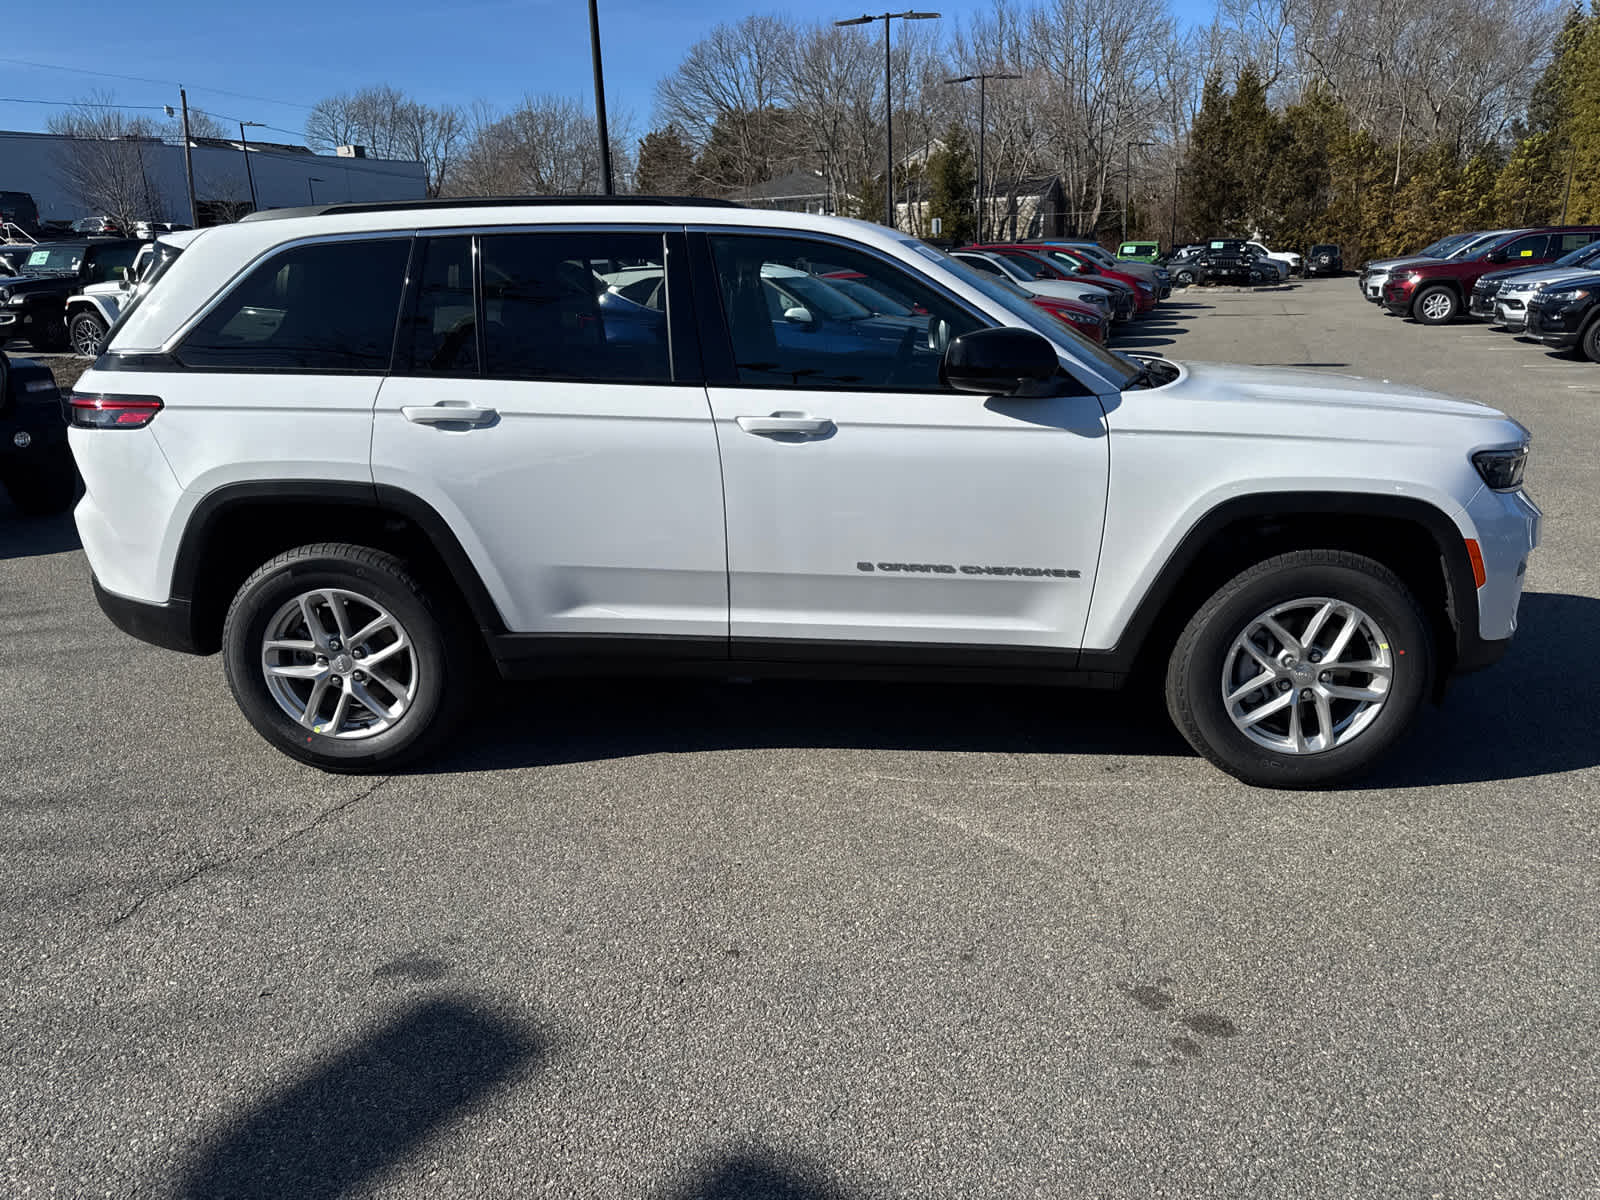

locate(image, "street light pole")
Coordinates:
1123 140 1154 244
837 10 941 230
238 120 264 213
588 0 614 195
946 71 1020 242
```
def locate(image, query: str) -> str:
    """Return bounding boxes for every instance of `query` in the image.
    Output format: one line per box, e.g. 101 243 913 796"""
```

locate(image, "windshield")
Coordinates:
1555 242 1600 267
1030 247 1096 277
1417 234 1469 258
915 242 1141 389
104 241 182 343
1447 232 1503 259
21 245 86 273
823 277 914 316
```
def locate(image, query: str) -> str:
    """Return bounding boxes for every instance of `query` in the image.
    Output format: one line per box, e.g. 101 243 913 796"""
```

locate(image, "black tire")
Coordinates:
3 445 78 515
31 315 69 352
1412 285 1459 325
222 543 475 772
69 310 109 357
1164 550 1433 789
1579 315 1600 363
1174 268 1196 286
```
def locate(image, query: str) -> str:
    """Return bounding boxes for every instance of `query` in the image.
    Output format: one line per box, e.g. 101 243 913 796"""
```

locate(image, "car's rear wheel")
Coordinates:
1579 315 1600 363
1413 285 1458 325
1165 550 1432 788
69 310 109 357
222 543 474 772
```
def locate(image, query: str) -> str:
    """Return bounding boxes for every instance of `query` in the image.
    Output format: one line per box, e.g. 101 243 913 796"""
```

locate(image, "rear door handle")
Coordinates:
401 403 497 426
735 413 834 437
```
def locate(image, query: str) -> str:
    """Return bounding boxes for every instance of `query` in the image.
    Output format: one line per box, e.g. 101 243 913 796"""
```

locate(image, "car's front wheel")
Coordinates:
222 543 473 771
1579 315 1600 363
1165 550 1432 788
1174 268 1196 286
69 310 109 357
1413 285 1459 325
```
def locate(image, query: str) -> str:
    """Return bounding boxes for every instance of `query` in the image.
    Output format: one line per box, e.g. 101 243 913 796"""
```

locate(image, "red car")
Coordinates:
972 242 1158 314
1030 293 1109 343
1382 226 1600 324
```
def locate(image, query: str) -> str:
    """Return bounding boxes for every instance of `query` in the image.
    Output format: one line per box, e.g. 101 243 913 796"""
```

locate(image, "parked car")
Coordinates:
72 199 1540 788
132 221 192 240
1525 270 1600 359
1382 226 1600 324
1358 231 1502 303
1468 238 1600 328
1191 240 1259 286
1244 241 1301 277
0 238 143 350
1117 240 1161 263
1163 244 1207 285
1303 244 1343 277
984 243 1157 312
71 216 124 237
0 348 75 514
951 249 1130 321
64 241 171 355
1028 240 1169 299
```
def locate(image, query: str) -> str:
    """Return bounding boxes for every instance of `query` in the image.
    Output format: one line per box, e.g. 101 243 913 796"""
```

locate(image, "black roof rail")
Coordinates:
239 195 745 223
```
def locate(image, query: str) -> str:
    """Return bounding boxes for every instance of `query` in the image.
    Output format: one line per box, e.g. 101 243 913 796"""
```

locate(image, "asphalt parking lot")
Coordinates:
3 280 1595 1198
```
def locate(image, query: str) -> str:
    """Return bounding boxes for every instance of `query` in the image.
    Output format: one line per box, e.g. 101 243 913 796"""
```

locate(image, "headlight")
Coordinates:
0 288 10 304
1401 270 1425 282
1542 288 1590 303
1472 445 1528 491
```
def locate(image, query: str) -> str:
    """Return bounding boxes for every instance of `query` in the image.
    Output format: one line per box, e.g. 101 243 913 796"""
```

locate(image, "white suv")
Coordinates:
69 199 1540 787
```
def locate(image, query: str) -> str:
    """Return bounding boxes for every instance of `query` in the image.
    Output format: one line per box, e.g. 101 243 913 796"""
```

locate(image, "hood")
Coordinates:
1492 266 1594 291
0 272 73 293
1174 361 1502 421
1363 254 1440 272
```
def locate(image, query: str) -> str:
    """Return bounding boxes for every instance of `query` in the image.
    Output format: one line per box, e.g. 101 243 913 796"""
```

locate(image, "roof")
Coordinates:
240 195 745 223
736 170 828 201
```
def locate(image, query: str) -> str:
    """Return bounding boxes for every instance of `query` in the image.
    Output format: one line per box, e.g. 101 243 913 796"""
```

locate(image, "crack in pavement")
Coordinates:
108 777 392 929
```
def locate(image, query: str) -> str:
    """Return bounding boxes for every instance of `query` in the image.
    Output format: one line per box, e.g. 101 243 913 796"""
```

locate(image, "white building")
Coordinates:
0 130 426 224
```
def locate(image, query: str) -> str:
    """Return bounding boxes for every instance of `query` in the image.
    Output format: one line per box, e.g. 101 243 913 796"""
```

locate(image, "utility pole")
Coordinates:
1562 139 1578 224
178 89 198 226
946 71 1020 242
837 10 941 230
1123 140 1154 244
238 121 264 213
588 0 614 194
1170 163 1181 251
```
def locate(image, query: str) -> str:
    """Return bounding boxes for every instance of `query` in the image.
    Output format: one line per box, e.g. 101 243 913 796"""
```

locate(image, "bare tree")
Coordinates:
46 93 166 229
445 94 634 196
305 86 467 197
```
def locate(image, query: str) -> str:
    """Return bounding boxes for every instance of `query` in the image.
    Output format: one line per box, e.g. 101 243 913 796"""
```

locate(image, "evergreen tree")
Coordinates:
925 122 977 242
635 125 698 196
1229 63 1282 238
1182 73 1236 237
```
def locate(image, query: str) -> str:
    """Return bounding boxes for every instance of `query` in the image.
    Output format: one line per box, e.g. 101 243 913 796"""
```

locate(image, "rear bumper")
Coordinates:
92 575 202 655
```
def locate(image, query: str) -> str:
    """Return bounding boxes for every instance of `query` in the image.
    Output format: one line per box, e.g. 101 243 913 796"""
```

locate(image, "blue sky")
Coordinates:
3 0 1212 151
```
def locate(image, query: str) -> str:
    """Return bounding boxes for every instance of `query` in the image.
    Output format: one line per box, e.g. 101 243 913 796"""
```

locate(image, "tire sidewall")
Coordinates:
1580 315 1600 363
223 554 452 769
70 311 108 355
1175 561 1432 787
1413 285 1457 325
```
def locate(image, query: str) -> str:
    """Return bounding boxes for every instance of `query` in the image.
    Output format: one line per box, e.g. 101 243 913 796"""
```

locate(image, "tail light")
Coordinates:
68 392 163 429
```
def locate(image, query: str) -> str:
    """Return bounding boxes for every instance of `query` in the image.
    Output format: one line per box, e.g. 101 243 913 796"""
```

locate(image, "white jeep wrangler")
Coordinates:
68 200 1540 787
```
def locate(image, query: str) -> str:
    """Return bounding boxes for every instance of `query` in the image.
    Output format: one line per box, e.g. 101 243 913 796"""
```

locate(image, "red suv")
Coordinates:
1382 227 1600 324
968 242 1158 313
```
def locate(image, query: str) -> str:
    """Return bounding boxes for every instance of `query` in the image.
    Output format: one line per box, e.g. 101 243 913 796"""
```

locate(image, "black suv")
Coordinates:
0 350 74 514
1194 239 1258 286
0 238 142 351
1525 271 1600 360
1304 244 1343 277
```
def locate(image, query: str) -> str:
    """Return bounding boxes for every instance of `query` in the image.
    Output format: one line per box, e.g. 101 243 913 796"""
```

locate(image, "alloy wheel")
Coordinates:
260 588 417 738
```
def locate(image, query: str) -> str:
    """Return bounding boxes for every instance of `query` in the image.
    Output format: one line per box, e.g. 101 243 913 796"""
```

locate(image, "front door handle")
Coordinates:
735 413 834 437
401 403 497 426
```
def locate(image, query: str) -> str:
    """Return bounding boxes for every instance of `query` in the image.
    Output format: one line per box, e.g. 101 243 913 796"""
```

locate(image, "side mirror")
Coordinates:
941 327 1060 397
782 306 814 325
1484 249 1506 263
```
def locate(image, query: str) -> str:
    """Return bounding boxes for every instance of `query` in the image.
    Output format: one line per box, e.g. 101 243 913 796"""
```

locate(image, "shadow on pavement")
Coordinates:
178 997 544 1199
0 505 81 558
660 1151 855 1200
1360 592 1600 788
427 676 1188 775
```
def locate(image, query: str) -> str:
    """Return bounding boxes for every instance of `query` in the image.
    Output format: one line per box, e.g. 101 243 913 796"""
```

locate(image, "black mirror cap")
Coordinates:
941 326 1061 396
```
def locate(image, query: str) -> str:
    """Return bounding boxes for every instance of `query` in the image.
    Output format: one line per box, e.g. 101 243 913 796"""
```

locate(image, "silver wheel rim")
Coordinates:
1420 291 1452 321
260 588 418 739
1222 596 1394 756
72 317 104 356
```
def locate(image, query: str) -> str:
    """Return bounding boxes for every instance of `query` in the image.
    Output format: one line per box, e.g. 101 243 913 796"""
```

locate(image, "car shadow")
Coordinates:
177 996 546 1199
0 503 81 558
1358 592 1600 788
424 593 1592 788
423 677 1188 776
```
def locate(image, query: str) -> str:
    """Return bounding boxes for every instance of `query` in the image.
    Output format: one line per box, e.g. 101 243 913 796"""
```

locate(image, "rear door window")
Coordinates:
1556 232 1599 254
177 238 411 371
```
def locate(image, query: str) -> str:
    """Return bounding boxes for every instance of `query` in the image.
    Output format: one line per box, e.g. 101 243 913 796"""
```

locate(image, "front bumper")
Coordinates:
1469 287 1499 320
1525 301 1586 348
1463 482 1541 648
1360 273 1387 301
1380 281 1417 313
1492 296 1530 331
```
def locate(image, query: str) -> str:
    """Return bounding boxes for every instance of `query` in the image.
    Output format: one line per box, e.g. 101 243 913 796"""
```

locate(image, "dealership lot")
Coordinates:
3 279 1595 1197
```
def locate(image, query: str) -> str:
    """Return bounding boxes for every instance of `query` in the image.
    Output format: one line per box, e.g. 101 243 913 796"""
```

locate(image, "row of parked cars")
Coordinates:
1360 225 1600 358
945 240 1173 343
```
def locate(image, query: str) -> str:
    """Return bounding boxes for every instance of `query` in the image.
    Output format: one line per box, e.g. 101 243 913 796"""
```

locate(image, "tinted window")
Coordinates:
1499 234 1550 260
1556 232 1598 254
480 231 669 383
710 234 981 392
405 236 477 374
85 244 140 284
995 250 1059 279
179 238 410 371
954 253 1005 277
